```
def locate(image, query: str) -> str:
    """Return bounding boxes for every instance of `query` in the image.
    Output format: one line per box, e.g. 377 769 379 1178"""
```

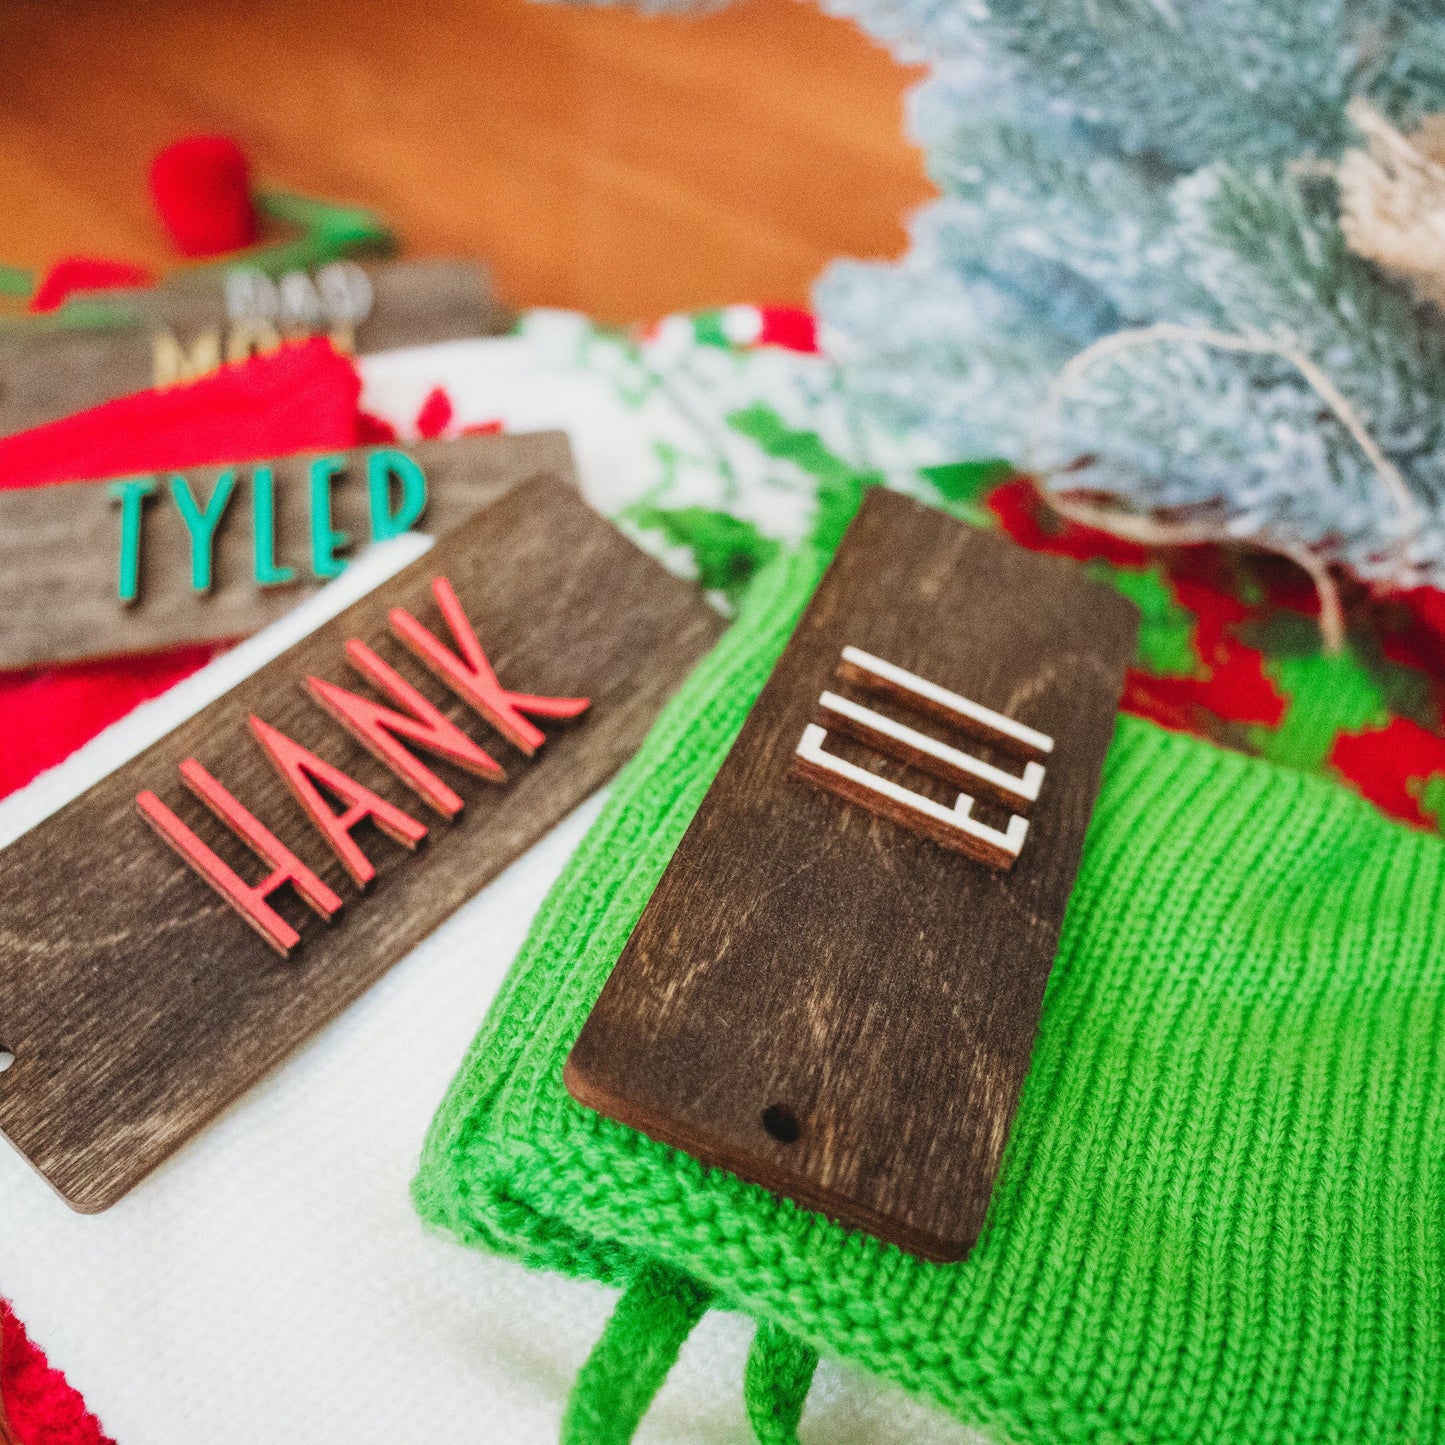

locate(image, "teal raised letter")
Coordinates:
107 476 156 603
308 454 350 579
169 470 239 592
367 449 428 542
250 465 295 586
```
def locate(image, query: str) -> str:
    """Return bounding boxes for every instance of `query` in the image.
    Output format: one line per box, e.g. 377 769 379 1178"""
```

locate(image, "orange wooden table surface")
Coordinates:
0 0 931 322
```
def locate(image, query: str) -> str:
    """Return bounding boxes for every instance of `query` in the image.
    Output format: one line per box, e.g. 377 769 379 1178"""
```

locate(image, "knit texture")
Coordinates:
560 1264 712 1445
415 509 1445 1443
0 1302 112 1445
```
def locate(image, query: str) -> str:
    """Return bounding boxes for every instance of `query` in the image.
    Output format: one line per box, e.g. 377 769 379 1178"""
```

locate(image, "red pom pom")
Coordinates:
28 256 153 314
149 135 258 258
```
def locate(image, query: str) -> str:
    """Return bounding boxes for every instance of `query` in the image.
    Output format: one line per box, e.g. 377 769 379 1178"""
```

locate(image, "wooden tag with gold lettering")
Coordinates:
0 258 508 436
0 475 723 1211
566 489 1139 1261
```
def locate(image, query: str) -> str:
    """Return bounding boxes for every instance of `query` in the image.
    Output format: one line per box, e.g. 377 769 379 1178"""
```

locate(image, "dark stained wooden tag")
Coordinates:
0 431 574 670
0 258 509 436
0 475 724 1211
565 489 1140 1261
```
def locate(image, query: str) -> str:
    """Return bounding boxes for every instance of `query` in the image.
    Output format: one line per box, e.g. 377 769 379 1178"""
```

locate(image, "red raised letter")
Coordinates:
249 715 428 886
389 575 589 755
137 760 344 958
305 638 506 817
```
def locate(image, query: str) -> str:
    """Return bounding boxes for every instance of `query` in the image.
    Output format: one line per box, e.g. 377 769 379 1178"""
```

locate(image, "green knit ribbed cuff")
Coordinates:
416 542 1445 1444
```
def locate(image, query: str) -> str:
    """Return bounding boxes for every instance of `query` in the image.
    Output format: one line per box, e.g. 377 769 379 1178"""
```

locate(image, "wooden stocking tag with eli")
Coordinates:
0 475 724 1211
566 489 1140 1261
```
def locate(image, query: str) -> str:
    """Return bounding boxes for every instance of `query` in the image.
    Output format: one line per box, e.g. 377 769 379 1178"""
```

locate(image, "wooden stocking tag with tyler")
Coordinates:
0 475 723 1211
0 431 576 670
566 489 1140 1261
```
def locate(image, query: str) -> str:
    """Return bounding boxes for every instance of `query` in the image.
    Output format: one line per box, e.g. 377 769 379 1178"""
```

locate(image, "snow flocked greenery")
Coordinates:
558 0 1445 588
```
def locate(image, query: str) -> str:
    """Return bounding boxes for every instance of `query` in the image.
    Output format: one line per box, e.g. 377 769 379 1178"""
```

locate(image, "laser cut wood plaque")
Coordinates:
0 431 574 670
0 258 509 436
566 489 1140 1261
0 476 724 1211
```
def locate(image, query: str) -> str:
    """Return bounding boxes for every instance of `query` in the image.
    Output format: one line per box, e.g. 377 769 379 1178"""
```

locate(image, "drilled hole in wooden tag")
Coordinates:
566 489 1139 1262
0 1050 14 1075
761 1103 802 1145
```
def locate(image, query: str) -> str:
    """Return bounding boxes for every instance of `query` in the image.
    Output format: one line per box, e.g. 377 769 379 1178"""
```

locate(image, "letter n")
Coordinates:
305 638 506 817
389 576 589 755
137 760 343 957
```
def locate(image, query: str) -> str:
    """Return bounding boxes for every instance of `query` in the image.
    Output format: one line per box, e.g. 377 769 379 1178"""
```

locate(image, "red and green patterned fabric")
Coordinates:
965 472 1445 833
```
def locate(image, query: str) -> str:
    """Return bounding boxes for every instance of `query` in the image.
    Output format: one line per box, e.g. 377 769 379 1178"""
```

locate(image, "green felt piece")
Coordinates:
917 458 1011 525
1253 645 1390 773
0 266 34 299
213 191 394 278
415 499 1445 1444
1096 561 1200 677
622 501 781 609
691 311 732 350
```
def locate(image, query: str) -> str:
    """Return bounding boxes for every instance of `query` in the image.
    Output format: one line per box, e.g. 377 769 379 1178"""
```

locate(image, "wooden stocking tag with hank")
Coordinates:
566 489 1140 1261
0 475 724 1211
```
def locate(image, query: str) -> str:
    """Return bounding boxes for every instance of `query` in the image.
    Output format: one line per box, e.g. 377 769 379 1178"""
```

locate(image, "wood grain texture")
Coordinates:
0 259 507 435
567 490 1139 1261
0 475 724 1212
0 0 930 324
0 431 574 670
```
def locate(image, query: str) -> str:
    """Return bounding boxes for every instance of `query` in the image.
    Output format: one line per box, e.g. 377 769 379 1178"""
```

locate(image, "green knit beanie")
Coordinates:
413 513 1445 1444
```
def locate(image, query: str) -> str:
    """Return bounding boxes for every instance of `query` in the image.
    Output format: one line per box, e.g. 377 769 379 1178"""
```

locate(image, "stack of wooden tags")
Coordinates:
0 252 731 1209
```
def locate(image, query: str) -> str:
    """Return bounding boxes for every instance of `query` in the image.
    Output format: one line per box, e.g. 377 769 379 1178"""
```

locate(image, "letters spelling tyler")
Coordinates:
136 574 590 957
108 447 428 603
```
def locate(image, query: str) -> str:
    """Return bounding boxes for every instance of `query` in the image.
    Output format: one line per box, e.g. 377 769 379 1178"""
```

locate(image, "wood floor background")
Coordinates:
0 0 932 321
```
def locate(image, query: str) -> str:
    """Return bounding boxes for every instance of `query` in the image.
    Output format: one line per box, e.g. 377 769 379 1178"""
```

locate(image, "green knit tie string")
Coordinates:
560 1262 712 1445
744 1320 819 1444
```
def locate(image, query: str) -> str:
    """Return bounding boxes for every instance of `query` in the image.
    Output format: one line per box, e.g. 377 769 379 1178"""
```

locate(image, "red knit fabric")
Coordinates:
148 136 257 258
0 338 357 490
0 338 362 798
1 1301 112 1445
28 259 154 316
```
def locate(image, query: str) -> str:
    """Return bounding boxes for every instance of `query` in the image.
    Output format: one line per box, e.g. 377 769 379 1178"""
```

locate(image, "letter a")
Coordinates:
137 760 344 957
389 576 589 755
249 715 428 886
306 638 506 817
